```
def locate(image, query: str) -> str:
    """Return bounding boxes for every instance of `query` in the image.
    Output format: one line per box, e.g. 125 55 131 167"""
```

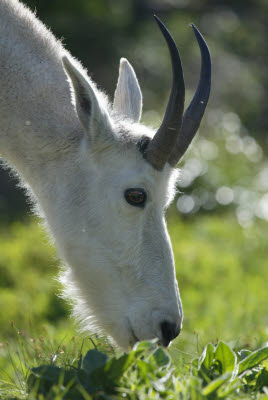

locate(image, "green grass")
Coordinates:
0 213 268 398
1 329 268 399
169 212 268 353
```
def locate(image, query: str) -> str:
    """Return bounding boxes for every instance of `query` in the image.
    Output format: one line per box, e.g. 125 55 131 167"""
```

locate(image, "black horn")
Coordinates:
144 16 185 171
168 24 211 166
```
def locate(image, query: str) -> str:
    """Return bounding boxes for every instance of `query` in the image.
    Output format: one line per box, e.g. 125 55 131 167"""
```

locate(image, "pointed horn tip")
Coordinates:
153 15 165 29
190 24 209 44
190 23 201 36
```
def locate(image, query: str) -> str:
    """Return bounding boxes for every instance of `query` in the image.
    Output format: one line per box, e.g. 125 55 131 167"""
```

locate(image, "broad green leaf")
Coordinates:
256 368 268 391
214 341 236 374
202 372 232 396
239 349 252 361
101 353 133 383
151 347 171 368
136 359 155 378
91 348 145 389
198 366 211 385
133 340 157 352
200 343 215 369
218 377 241 398
29 365 80 386
28 365 95 396
82 349 108 374
238 346 268 375
104 350 143 376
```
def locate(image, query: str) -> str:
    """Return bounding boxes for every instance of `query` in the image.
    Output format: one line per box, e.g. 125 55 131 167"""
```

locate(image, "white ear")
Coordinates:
113 58 142 123
62 56 113 143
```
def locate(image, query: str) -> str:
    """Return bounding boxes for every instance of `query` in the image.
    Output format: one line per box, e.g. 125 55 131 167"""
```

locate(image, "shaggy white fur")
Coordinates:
0 0 183 350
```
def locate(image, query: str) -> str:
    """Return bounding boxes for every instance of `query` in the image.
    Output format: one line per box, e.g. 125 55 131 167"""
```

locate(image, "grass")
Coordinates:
169 211 268 353
0 212 267 398
1 328 268 399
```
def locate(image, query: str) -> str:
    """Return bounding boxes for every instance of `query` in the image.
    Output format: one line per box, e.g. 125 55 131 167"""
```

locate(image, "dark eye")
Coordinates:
124 188 147 208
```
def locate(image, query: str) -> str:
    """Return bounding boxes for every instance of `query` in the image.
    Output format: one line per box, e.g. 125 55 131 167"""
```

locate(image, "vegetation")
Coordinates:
0 214 268 398
2 334 268 399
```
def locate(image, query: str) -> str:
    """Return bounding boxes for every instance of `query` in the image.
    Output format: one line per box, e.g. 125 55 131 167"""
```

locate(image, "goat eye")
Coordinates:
124 188 147 208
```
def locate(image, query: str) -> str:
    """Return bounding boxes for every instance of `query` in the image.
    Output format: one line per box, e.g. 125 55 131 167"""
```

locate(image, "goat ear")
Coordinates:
62 56 113 143
113 58 142 122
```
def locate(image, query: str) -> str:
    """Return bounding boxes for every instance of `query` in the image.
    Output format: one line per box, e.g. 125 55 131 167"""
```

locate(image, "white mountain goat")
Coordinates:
0 0 211 350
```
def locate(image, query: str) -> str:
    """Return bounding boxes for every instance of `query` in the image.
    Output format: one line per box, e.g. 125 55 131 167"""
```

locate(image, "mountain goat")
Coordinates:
0 0 211 350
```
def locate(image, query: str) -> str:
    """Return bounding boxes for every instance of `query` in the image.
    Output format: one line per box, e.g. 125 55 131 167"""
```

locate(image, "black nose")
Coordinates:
160 321 181 347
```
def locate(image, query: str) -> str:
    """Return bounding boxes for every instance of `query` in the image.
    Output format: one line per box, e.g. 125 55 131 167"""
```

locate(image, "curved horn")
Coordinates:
168 24 211 167
144 16 185 171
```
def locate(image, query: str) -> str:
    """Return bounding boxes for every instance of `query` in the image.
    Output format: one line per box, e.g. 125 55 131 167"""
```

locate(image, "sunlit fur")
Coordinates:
0 0 183 350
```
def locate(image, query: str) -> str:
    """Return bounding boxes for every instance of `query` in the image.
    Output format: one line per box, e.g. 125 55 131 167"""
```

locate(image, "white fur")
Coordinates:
0 0 183 350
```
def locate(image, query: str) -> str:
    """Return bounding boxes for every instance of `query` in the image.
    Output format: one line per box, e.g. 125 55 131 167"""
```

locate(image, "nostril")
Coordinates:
160 321 181 347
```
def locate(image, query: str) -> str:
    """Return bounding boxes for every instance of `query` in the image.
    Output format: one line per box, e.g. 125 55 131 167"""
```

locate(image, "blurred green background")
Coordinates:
0 0 268 361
